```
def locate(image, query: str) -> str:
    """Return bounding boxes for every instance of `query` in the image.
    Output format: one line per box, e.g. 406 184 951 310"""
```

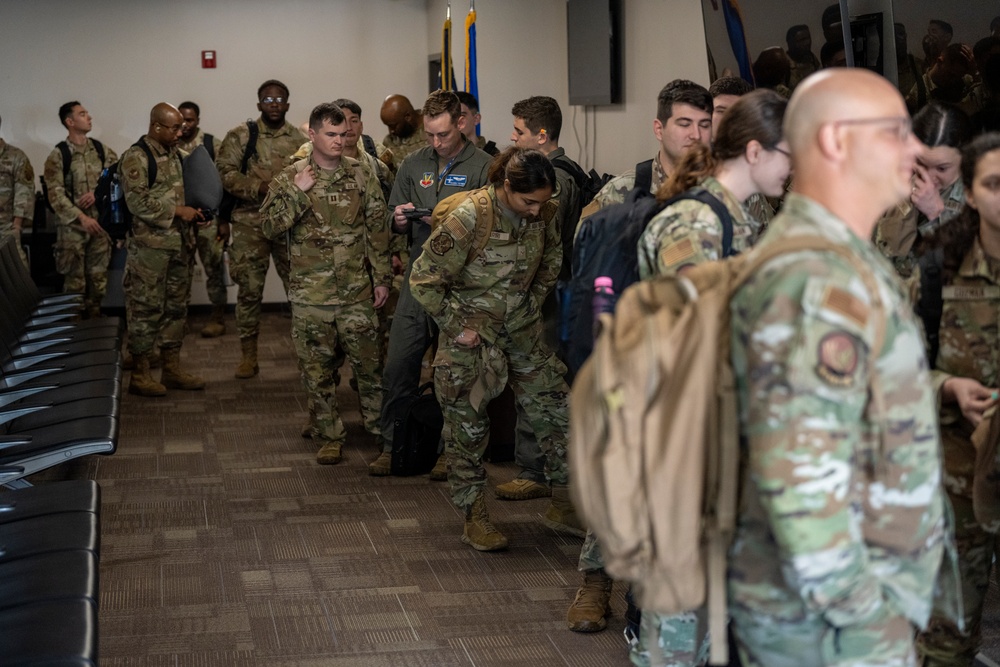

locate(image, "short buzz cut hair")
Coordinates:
58 101 81 127
786 24 809 46
656 80 712 123
709 76 754 99
333 98 362 117
257 79 290 100
455 91 480 113
422 89 461 122
511 96 563 142
178 101 201 117
929 19 953 36
308 102 346 131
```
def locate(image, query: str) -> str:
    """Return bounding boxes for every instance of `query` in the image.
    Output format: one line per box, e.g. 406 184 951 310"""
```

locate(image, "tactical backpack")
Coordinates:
219 119 259 222
94 139 156 241
391 382 444 476
569 235 885 666
41 138 107 213
429 187 558 265
563 186 734 375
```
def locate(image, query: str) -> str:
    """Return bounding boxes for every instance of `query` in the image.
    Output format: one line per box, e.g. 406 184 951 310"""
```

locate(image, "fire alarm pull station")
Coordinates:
202 51 216 69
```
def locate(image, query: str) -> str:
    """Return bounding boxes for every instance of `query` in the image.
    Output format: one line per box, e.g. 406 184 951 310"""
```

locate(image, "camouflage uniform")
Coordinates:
409 185 569 509
917 237 1000 667
788 53 820 90
43 138 117 311
728 193 947 667
119 138 192 355
217 119 307 339
381 126 426 166
177 128 227 309
0 139 35 266
630 176 760 667
260 155 391 446
379 140 492 454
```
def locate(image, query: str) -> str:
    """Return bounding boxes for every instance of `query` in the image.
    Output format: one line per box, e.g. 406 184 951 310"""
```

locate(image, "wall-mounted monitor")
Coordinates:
567 0 622 106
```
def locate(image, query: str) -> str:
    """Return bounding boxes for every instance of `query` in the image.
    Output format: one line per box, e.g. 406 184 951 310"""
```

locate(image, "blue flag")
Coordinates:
465 4 480 135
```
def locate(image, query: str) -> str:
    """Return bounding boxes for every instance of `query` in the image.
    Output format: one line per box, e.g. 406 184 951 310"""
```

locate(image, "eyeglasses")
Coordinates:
769 146 792 158
830 116 912 142
259 97 287 105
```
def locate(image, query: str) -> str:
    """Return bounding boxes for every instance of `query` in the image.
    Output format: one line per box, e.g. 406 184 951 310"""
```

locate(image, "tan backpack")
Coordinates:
569 235 885 665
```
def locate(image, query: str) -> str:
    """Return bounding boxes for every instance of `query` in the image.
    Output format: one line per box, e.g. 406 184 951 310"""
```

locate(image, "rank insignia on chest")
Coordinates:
420 172 434 188
444 174 468 187
815 332 859 387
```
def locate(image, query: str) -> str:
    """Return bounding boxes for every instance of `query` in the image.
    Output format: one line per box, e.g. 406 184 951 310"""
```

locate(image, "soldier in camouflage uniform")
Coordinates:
178 101 229 338
915 132 1000 667
630 90 790 667
44 101 117 318
261 103 391 466
874 102 973 285
729 70 948 667
566 79 715 637
121 103 209 397
374 90 492 478
217 80 307 379
0 117 35 267
379 94 427 165
409 147 580 552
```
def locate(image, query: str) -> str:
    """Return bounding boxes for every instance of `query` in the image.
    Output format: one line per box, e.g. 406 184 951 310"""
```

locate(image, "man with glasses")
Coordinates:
727 69 947 666
217 80 307 379
121 103 208 397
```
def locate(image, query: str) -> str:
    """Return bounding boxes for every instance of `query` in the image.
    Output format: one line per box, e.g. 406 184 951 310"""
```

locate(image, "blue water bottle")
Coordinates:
592 276 615 340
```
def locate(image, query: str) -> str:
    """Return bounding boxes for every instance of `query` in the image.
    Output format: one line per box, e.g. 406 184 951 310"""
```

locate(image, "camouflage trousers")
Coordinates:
1 227 28 267
730 605 917 667
433 331 569 510
629 608 710 667
917 491 998 666
194 225 227 308
229 216 290 339
291 301 383 446
55 222 111 311
124 241 193 355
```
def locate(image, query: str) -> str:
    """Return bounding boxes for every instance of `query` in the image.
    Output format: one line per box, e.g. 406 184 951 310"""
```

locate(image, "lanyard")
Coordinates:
436 154 459 194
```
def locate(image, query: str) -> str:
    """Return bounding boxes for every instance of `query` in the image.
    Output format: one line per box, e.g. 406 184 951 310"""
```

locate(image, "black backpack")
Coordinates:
94 139 156 241
391 382 444 476
219 120 259 222
361 134 393 204
41 138 107 213
563 185 734 375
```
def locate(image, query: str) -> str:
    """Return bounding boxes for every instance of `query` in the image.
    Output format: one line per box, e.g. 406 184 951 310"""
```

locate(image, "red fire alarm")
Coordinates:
202 50 216 69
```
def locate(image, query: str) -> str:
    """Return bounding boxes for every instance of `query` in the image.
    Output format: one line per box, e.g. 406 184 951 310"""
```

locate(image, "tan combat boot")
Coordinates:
567 569 613 632
200 305 226 338
496 478 551 500
368 452 392 476
316 441 343 465
160 347 206 390
128 354 167 397
235 335 259 379
429 452 448 481
462 495 509 551
542 484 587 537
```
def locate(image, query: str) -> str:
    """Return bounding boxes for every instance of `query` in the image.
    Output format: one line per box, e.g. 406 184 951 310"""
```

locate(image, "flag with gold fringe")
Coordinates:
442 4 457 91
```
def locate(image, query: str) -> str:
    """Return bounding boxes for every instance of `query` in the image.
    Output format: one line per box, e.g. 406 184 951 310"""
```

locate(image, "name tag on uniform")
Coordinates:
343 180 359 190
490 231 510 241
526 221 545 230
942 286 1000 300
444 174 468 187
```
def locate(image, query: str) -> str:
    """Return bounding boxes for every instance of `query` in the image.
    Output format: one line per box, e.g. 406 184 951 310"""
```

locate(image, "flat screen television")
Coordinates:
567 0 622 106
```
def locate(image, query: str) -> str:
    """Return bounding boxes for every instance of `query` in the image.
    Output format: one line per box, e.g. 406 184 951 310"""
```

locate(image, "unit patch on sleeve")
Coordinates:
815 332 859 387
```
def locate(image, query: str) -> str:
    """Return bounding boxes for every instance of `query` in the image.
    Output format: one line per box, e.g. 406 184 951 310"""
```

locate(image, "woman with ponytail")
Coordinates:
637 88 790 280
409 147 577 552
916 132 1000 667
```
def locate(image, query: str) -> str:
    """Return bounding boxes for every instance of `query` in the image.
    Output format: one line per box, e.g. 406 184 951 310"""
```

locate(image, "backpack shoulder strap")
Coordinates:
361 134 377 159
91 138 106 166
466 189 495 265
917 248 944 367
686 187 735 257
203 133 215 161
634 158 655 195
482 140 498 156
240 119 259 174
133 138 158 188
57 141 72 180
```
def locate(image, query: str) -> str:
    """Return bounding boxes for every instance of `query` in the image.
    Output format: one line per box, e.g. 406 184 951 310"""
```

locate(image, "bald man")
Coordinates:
120 103 208 396
379 94 426 164
727 70 947 666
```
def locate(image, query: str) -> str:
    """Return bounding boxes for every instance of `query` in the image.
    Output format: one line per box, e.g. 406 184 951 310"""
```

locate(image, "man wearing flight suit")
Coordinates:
217 79 307 379
261 103 391 466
